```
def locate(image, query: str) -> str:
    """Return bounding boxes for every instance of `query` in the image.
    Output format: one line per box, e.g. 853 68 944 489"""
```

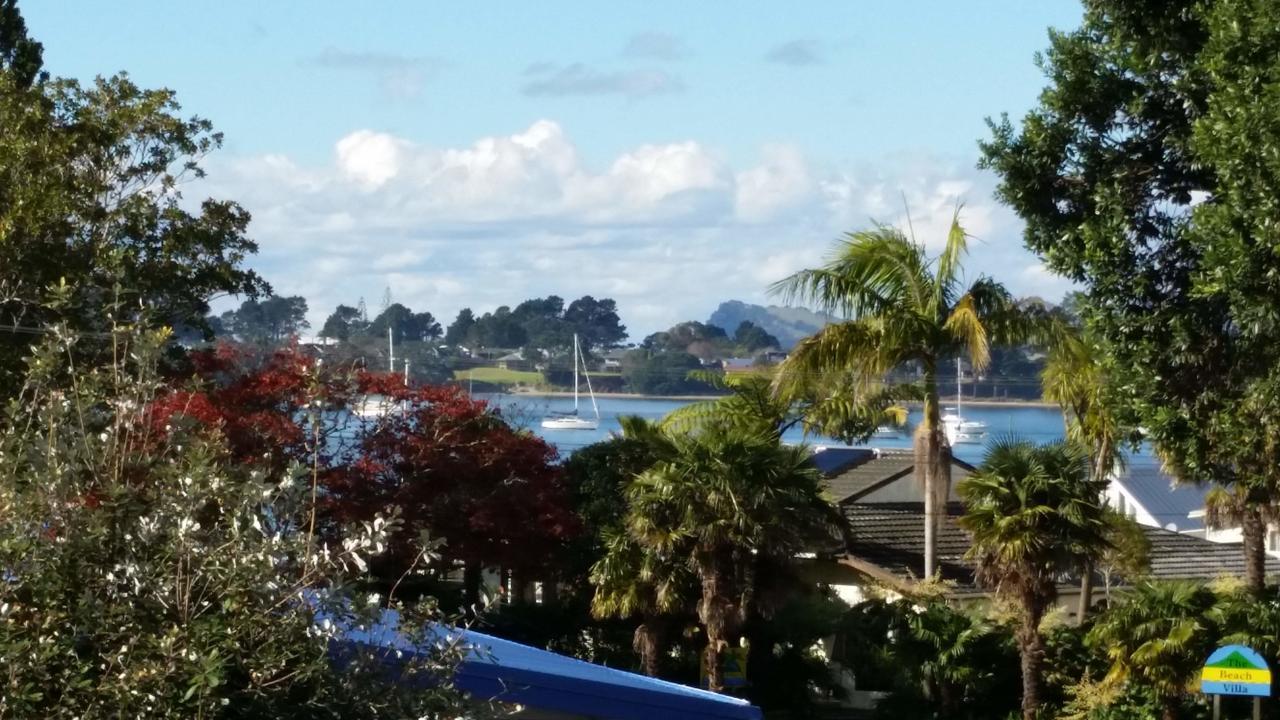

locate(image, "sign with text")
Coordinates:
1201 645 1271 697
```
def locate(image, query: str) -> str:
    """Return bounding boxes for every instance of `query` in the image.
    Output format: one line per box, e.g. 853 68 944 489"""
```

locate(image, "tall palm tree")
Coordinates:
958 438 1110 720
625 425 843 692
1088 581 1217 720
1041 325 1129 621
773 212 1027 577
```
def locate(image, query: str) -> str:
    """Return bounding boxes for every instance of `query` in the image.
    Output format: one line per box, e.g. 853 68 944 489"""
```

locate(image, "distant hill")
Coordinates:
706 301 833 350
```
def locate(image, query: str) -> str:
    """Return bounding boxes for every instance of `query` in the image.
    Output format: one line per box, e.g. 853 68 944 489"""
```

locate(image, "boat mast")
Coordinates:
578 334 600 420
572 334 580 413
956 356 962 417
388 327 395 372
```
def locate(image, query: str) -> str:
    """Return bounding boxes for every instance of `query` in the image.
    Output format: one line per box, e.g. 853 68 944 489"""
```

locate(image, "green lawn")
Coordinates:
454 367 543 385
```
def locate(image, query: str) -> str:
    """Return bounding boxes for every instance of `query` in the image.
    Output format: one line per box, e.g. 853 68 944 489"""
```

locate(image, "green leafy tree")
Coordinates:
564 295 627 350
624 352 713 396
368 303 442 344
624 425 842 692
733 321 779 353
1087 581 1218 720
0 70 267 395
958 439 1111 720
980 0 1280 595
773 214 1029 578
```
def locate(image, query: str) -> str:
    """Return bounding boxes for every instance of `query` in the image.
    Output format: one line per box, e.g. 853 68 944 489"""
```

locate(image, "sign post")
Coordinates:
1201 644 1270 720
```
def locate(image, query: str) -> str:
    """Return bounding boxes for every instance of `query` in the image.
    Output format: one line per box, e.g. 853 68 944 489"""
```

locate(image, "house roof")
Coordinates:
811 447 974 505
839 502 1280 595
1114 459 1210 532
338 612 762 720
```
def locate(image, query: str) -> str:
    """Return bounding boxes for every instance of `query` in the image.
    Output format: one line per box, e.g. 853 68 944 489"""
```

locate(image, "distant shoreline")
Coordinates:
499 388 1059 408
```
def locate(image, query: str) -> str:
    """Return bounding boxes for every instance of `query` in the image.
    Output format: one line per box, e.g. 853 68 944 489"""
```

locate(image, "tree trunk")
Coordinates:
1077 562 1094 625
1017 598 1046 720
698 549 733 693
1161 699 1179 720
634 615 662 677
462 561 481 608
1241 506 1267 596
915 364 948 578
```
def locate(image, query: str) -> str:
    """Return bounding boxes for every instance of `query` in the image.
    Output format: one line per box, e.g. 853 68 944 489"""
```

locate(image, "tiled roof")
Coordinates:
811 447 973 504
1115 459 1210 532
839 502 1280 593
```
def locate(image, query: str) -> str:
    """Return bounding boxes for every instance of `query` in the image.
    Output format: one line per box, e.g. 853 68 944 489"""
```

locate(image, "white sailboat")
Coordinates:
541 334 600 431
353 328 404 419
943 357 988 445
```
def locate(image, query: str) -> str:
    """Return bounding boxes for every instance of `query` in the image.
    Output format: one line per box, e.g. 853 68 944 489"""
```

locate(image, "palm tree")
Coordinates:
625 425 843 692
958 439 1110 720
773 212 1028 577
1088 581 1217 720
1041 325 1129 621
590 528 692 677
663 369 911 444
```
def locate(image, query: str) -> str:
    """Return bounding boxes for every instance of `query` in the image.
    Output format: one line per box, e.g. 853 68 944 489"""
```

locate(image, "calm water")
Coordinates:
480 393 1105 464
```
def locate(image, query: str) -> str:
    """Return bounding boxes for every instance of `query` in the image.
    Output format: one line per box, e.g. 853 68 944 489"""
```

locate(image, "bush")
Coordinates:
0 323 469 718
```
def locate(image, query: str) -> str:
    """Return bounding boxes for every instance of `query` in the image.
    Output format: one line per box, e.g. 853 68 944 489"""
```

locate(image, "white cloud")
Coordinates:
203 122 1057 336
521 63 684 98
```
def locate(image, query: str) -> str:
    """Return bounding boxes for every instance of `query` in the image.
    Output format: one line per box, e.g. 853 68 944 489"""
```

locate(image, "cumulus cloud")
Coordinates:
765 39 824 66
623 32 692 61
308 47 442 100
202 122 1063 335
521 63 684 98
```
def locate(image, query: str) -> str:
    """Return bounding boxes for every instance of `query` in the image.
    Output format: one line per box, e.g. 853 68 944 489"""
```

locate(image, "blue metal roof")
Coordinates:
1116 459 1210 532
338 611 762 720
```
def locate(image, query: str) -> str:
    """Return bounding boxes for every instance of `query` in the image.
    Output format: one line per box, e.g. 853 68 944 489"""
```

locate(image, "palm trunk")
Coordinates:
916 364 948 578
1241 506 1266 596
698 548 733 693
634 615 662 677
1017 596 1047 720
1077 562 1094 624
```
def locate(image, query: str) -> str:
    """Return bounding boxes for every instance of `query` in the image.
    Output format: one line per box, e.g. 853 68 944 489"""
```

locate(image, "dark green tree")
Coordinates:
220 295 308 346
624 352 712 396
368 303 441 344
445 307 475 346
980 0 1280 594
733 321 779 352
0 0 43 88
470 306 527 349
319 304 364 342
565 296 627 349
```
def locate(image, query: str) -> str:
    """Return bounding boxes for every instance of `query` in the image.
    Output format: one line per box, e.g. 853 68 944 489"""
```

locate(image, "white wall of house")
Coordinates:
1102 481 1161 529
1105 483 1280 558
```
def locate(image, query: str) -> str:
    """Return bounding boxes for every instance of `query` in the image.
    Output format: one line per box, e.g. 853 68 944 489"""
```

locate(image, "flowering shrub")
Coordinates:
0 326 473 718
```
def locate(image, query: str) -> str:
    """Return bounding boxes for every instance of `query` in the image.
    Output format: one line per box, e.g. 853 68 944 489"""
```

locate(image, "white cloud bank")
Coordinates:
203 121 1073 335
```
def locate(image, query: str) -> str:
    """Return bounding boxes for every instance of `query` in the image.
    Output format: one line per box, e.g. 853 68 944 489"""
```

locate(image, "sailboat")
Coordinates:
353 328 405 419
541 334 600 431
943 357 988 445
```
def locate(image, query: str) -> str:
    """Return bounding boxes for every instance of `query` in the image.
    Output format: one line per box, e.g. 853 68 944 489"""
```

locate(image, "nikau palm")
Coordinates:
773 212 1026 576
958 439 1110 720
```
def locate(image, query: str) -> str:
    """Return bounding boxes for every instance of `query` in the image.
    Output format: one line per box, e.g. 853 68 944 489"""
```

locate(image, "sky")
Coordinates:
24 1 1084 337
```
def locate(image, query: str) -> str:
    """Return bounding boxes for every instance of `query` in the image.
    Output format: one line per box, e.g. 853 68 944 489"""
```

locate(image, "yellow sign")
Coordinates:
1201 667 1272 685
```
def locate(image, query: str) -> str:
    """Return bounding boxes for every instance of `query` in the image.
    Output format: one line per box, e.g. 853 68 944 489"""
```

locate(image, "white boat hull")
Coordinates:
541 417 600 431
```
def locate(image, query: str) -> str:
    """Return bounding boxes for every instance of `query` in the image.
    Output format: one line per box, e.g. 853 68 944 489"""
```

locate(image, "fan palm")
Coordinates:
625 424 844 692
958 438 1110 720
1087 581 1217 720
772 212 1028 578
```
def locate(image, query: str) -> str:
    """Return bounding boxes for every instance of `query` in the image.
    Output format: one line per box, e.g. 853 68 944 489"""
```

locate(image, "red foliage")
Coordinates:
149 342 576 578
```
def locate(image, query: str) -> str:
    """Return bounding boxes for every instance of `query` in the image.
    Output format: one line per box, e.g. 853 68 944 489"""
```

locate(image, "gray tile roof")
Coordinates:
839 502 1280 594
1115 459 1210 532
811 447 973 505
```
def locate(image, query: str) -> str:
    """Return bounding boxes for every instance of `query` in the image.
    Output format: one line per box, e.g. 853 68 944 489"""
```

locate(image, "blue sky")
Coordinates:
25 1 1083 336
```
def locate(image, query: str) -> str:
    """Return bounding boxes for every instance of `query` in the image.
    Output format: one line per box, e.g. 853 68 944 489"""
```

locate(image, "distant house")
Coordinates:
720 358 755 374
495 351 531 371
600 348 628 371
803 446 1280 612
1105 458 1280 557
